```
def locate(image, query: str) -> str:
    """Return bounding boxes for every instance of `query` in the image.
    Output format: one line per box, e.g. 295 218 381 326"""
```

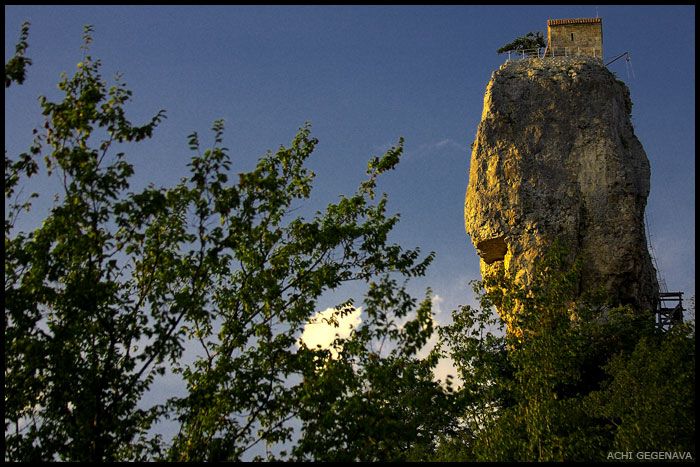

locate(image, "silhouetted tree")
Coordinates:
497 31 546 55
5 23 450 462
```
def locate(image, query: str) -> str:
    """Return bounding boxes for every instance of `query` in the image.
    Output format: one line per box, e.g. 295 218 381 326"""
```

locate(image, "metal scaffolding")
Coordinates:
656 292 684 332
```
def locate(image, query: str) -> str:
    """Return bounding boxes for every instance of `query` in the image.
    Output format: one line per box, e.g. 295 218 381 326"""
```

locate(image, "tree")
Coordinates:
291 285 462 462
588 322 695 456
497 31 546 55
5 21 32 88
5 24 450 461
161 119 439 460
436 242 695 461
5 25 174 461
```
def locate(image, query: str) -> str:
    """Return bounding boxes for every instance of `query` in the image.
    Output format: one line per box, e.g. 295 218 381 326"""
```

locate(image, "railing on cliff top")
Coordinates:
502 47 603 61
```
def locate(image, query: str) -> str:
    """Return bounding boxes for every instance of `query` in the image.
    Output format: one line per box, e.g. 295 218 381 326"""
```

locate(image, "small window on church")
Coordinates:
571 33 574 41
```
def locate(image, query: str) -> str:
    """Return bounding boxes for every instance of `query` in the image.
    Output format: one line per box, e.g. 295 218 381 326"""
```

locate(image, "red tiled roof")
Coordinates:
547 17 602 26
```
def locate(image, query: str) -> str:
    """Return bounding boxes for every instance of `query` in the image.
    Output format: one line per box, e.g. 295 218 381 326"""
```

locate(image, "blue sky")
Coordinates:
5 4 695 318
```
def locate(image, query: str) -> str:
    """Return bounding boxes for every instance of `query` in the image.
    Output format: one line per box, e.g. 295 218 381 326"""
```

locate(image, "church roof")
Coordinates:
547 17 602 26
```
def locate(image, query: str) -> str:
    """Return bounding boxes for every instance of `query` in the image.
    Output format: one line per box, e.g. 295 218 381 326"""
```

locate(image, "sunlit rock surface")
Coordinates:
465 57 659 316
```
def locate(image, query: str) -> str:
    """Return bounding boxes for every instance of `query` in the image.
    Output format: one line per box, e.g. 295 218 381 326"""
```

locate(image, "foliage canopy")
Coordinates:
497 31 546 55
5 22 451 462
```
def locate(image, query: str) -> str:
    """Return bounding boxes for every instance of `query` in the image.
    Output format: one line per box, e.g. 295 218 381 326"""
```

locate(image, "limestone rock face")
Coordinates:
465 57 659 313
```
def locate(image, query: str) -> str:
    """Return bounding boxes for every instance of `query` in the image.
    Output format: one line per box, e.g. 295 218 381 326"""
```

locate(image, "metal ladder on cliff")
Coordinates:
645 214 685 331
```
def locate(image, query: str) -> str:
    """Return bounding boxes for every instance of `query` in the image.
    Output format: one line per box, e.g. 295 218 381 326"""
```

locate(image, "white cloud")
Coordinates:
374 138 467 163
297 295 466 389
433 355 463 391
410 138 467 159
298 306 362 358
408 293 464 390
431 293 445 317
